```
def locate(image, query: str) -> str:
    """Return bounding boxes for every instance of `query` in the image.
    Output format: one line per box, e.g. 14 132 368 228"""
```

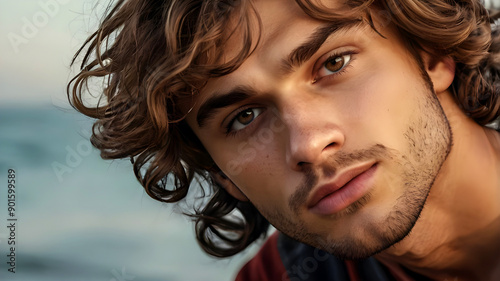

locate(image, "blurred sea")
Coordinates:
0 105 260 281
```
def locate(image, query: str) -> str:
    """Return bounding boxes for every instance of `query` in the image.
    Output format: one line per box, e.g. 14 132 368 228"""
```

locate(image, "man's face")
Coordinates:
185 0 452 259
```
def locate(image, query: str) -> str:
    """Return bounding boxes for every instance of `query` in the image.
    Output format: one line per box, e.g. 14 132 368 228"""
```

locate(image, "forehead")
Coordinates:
251 0 322 40
198 0 350 94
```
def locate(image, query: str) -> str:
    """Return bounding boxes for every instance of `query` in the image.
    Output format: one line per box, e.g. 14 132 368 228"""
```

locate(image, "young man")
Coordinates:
69 0 500 280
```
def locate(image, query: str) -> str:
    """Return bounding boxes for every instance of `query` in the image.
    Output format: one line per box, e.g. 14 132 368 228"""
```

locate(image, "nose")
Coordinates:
283 99 345 171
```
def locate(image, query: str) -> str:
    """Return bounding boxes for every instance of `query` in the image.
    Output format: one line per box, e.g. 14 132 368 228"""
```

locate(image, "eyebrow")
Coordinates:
196 19 363 128
282 19 363 74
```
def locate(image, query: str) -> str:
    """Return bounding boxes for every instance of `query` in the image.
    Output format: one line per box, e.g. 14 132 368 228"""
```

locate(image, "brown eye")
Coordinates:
315 53 353 81
228 108 264 132
237 109 255 125
325 56 345 73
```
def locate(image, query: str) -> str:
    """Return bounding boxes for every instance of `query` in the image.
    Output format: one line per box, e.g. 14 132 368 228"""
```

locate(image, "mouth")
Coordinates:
307 162 378 216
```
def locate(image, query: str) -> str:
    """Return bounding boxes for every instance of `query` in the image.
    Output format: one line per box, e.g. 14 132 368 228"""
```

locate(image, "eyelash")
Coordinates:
224 107 265 137
313 50 357 83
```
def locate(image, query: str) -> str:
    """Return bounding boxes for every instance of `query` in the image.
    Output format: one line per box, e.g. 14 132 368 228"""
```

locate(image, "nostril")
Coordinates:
288 126 345 171
324 142 337 150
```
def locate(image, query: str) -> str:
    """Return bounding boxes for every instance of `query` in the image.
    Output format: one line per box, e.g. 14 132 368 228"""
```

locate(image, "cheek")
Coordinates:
337 56 424 150
230 147 287 201
203 129 291 204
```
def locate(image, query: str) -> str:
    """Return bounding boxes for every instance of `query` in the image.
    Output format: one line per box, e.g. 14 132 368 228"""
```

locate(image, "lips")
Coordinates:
307 162 378 215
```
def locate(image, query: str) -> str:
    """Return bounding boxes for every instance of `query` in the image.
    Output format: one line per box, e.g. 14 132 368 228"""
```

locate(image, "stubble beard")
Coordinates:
258 78 453 260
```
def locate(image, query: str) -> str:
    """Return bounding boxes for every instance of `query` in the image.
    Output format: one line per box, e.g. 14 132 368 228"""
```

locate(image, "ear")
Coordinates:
211 172 249 201
422 53 456 95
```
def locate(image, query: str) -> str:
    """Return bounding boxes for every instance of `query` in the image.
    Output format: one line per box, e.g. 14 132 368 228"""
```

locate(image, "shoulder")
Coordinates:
234 231 400 281
235 231 287 281
234 232 351 281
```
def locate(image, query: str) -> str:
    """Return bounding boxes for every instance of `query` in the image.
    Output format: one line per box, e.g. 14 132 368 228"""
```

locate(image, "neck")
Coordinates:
376 92 500 281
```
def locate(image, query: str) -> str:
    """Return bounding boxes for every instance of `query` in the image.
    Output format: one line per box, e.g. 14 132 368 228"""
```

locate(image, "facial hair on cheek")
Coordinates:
255 77 452 260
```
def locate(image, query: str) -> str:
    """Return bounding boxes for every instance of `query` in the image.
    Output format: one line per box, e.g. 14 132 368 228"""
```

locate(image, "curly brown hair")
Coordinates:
68 0 500 258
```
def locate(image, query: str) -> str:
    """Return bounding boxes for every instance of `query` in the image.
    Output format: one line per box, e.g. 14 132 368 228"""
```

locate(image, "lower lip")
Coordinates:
309 164 378 216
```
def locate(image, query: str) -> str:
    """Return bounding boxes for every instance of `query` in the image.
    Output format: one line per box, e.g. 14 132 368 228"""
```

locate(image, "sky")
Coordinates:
0 0 109 107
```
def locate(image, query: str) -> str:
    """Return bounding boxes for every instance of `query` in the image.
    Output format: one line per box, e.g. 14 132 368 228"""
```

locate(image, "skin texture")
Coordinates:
185 0 500 279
